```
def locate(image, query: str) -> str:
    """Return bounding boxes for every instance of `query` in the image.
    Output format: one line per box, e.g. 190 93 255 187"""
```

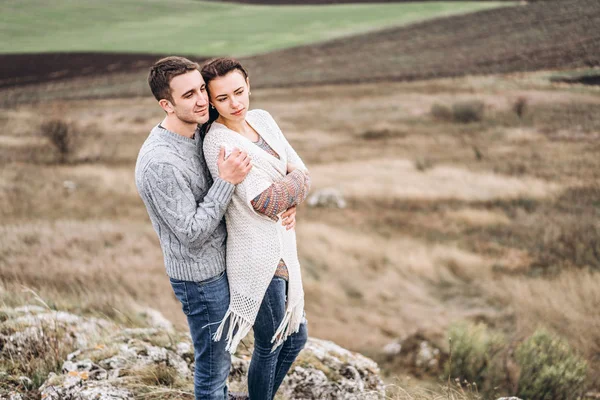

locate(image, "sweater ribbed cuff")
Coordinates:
165 251 226 283
208 177 235 205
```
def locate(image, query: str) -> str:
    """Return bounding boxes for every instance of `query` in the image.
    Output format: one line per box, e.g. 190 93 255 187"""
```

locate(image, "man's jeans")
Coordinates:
248 276 308 400
170 271 231 400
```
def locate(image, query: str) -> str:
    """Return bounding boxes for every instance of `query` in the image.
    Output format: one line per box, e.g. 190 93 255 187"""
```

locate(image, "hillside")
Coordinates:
0 0 597 105
214 0 518 3
240 0 600 87
0 1 502 56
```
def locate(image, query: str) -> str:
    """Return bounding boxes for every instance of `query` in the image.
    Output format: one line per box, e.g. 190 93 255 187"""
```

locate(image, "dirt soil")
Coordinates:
0 53 209 89
0 0 598 93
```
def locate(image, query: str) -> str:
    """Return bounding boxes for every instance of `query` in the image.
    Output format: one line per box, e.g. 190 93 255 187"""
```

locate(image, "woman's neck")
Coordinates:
217 117 255 140
217 116 245 134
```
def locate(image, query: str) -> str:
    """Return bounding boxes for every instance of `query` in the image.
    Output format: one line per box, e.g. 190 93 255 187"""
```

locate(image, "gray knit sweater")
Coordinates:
135 124 235 282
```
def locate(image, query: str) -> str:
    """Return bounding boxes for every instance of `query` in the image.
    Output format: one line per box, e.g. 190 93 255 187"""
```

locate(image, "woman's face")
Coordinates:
208 70 250 124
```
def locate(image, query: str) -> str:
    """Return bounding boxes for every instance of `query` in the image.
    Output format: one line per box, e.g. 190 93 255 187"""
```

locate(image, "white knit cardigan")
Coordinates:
203 109 306 354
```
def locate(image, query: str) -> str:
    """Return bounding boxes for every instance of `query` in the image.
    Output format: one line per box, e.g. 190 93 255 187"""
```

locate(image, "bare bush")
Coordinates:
452 101 484 124
36 119 117 164
414 156 434 172
431 103 453 121
39 119 81 164
513 96 528 119
430 101 485 123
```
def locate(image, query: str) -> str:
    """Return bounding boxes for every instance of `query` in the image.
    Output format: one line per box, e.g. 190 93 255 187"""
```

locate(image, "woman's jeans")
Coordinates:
248 276 308 400
170 271 231 400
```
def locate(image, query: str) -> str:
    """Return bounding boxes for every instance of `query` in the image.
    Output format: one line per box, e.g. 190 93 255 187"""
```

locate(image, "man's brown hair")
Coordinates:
148 56 199 103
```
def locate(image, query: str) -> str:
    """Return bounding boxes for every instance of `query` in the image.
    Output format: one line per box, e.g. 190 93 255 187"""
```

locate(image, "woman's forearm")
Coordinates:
251 169 310 220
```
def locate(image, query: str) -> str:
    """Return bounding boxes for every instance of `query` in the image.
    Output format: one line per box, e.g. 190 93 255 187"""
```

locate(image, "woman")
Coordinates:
201 58 310 400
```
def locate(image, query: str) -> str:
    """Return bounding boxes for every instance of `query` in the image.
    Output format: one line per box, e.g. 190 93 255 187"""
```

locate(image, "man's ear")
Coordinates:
158 99 174 114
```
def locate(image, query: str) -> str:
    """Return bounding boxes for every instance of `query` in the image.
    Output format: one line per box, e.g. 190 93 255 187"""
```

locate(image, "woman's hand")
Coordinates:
287 162 298 174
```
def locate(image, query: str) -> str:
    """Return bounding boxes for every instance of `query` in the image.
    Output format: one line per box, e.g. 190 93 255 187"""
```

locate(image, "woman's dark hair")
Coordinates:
200 58 249 138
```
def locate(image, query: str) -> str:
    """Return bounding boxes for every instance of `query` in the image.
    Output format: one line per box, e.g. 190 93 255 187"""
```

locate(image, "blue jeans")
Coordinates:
248 276 308 400
170 271 231 400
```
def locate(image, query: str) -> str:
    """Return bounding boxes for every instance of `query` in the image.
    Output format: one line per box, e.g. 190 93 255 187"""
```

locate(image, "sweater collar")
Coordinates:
152 124 199 148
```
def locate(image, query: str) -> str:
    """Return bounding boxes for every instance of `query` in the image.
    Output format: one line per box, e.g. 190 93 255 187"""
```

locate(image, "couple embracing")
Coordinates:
135 56 310 400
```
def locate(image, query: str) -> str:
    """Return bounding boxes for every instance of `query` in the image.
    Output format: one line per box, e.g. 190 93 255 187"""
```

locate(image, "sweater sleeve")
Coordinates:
141 162 234 249
250 169 311 221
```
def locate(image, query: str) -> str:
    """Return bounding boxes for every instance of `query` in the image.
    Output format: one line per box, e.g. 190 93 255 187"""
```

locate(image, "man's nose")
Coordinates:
197 93 208 106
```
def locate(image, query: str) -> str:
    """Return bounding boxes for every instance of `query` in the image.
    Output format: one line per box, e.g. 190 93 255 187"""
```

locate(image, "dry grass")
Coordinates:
1 70 600 393
309 159 560 202
486 270 600 358
297 222 498 350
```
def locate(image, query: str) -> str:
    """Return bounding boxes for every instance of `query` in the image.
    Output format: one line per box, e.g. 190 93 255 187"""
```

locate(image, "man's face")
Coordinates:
166 70 209 125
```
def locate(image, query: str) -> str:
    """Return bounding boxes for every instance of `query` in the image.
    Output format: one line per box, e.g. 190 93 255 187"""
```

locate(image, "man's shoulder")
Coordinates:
136 130 185 180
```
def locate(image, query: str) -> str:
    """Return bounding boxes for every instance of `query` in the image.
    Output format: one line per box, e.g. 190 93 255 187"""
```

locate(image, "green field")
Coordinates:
0 0 511 56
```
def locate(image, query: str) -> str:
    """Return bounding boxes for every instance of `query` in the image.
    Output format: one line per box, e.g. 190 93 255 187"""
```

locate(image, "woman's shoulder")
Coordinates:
248 109 277 127
204 122 232 144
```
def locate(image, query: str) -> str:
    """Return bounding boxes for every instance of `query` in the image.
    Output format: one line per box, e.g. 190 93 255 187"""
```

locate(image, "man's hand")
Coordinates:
287 162 299 174
218 146 251 185
280 206 296 231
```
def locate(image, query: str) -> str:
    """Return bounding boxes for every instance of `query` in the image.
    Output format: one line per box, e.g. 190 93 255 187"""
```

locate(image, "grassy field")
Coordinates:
0 0 510 56
1 0 597 104
1 70 599 397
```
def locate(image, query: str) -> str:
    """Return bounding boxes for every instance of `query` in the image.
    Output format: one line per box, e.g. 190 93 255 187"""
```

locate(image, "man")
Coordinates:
135 56 296 400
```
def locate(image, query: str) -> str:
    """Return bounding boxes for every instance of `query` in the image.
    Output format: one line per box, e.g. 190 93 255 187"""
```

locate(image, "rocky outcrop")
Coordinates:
0 305 385 399
231 338 384 399
381 331 446 378
307 188 347 209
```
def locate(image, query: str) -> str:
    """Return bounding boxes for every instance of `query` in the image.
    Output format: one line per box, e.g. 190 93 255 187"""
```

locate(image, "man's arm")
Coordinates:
141 163 234 249
140 150 250 248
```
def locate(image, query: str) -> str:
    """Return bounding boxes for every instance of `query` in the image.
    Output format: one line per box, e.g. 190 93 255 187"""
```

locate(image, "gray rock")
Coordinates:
239 337 386 399
40 381 134 400
2 306 385 400
138 307 174 331
307 188 347 209
415 340 440 369
496 398 523 400
229 338 385 400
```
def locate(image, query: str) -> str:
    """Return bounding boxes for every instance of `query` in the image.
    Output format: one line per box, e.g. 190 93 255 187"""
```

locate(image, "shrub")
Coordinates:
452 101 484 123
516 328 588 400
39 118 81 164
444 322 505 394
414 156 434 172
513 96 528 119
431 103 453 121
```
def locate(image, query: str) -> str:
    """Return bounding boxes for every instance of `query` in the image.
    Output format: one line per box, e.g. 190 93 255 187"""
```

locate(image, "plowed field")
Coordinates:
0 0 597 101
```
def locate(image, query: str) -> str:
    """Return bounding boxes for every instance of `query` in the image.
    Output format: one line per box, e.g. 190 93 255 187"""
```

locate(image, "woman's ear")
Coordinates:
246 78 251 95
